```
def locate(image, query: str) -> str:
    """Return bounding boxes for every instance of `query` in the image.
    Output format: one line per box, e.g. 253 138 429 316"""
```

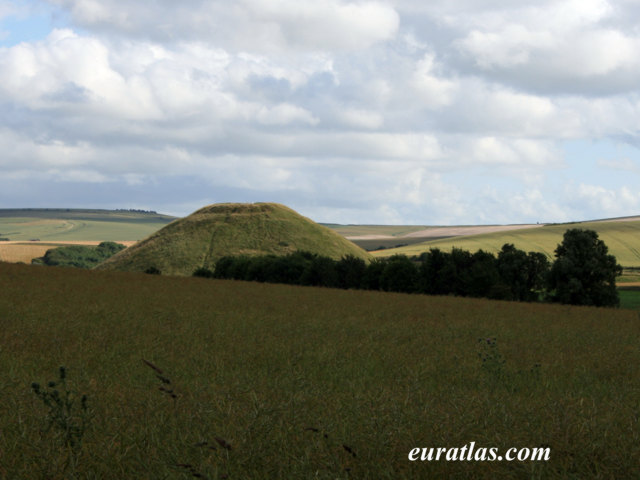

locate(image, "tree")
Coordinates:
467 249 500 298
546 229 622 307
336 255 366 289
379 255 418 293
361 258 387 291
419 248 450 295
300 255 338 288
496 244 549 301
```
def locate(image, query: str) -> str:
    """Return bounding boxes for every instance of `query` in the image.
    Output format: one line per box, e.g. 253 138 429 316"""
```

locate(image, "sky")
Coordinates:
1 0 640 225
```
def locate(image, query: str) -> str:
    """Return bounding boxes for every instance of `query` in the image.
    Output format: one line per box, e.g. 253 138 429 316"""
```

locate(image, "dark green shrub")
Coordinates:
193 267 215 278
336 255 366 289
32 242 126 269
379 255 418 293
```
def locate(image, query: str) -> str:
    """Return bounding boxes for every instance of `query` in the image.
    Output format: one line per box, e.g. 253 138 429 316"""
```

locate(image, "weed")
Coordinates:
142 358 178 400
30 366 91 451
304 426 358 476
142 359 232 479
477 337 506 381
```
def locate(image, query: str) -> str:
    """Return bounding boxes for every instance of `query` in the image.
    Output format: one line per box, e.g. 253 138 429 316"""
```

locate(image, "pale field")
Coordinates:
0 241 136 263
345 224 543 241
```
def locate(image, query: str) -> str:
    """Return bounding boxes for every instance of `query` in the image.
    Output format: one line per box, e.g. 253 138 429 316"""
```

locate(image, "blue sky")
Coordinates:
0 1 63 45
1 0 639 225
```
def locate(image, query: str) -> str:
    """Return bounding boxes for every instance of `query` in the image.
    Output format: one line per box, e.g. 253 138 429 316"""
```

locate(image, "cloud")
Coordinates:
447 1 640 95
567 184 640 217
47 0 400 52
1 1 640 224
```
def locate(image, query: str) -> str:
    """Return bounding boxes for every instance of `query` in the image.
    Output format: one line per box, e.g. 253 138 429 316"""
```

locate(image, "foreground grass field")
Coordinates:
1 263 639 479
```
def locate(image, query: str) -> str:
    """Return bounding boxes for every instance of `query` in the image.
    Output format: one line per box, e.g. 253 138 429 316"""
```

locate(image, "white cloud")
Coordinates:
411 52 457 108
255 103 319 126
48 0 400 52
336 108 384 129
1 0 640 224
567 184 640 217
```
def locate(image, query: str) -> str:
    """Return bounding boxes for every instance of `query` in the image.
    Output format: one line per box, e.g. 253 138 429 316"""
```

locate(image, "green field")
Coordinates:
0 209 176 242
374 220 640 267
1 262 639 478
618 287 640 310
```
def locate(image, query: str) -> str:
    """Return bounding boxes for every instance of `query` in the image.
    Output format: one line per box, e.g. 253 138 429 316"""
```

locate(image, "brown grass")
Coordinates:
0 241 137 263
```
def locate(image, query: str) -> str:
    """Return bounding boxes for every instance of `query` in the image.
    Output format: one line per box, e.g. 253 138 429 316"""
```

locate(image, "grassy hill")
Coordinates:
96 203 371 276
2 262 639 478
373 219 640 267
0 209 175 242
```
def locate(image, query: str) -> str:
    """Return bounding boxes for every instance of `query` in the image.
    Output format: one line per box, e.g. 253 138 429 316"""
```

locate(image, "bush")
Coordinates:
193 267 215 278
33 242 126 269
336 255 366 289
379 255 418 293
300 255 339 288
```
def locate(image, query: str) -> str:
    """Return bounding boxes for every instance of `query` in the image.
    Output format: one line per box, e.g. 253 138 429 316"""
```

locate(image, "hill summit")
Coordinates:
95 203 371 276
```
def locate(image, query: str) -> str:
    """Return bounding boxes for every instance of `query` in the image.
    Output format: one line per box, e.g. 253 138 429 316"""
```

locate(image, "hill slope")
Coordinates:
96 203 371 275
0 208 175 242
373 219 640 267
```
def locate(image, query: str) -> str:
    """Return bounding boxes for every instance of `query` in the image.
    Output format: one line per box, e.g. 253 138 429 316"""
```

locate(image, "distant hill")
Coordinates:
0 208 176 242
96 203 371 276
372 218 640 267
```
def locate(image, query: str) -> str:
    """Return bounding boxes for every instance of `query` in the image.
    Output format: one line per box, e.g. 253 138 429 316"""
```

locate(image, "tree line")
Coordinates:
195 228 622 307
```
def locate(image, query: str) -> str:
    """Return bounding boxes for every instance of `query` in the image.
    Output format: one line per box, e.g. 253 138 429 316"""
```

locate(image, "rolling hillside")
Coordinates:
0 209 176 264
0 209 175 242
371 218 640 267
96 203 371 276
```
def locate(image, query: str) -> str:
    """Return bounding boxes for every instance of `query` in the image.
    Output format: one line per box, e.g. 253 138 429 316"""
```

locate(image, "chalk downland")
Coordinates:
95 203 371 276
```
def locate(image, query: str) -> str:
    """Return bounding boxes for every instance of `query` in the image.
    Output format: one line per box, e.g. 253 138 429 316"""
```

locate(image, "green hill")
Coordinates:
0 208 175 241
374 219 640 267
96 203 371 276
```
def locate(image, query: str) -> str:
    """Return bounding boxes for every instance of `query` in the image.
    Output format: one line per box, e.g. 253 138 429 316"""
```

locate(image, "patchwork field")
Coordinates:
1 262 639 478
0 209 175 242
0 241 137 263
373 220 640 267
0 209 175 263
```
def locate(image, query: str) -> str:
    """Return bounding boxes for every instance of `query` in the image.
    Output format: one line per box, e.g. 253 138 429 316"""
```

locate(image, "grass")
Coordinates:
0 243 57 263
618 287 640 310
324 224 431 237
1 262 640 478
0 241 137 264
0 209 175 242
375 220 640 267
97 203 371 276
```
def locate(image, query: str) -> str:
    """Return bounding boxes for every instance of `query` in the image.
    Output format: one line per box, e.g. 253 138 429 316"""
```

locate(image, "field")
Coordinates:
0 209 175 263
618 287 640 310
327 224 542 251
1 262 639 479
0 209 175 242
373 220 640 267
0 241 137 263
